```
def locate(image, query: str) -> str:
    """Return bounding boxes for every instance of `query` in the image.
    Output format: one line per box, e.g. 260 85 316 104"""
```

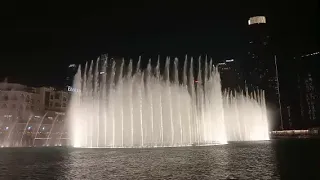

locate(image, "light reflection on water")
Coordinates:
0 140 319 179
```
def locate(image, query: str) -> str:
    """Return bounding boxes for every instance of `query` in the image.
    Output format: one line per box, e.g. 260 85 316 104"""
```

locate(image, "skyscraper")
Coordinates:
217 58 244 91
296 52 319 128
244 16 281 130
65 64 78 88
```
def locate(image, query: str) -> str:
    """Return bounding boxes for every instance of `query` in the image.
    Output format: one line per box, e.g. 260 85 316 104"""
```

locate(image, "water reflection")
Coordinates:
0 147 70 179
1 140 319 179
274 139 320 180
65 142 279 179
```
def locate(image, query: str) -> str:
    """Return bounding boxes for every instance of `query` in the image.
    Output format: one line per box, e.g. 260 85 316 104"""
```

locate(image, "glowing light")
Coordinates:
67 86 81 93
27 126 32 130
5 127 9 130
225 59 234 62
248 16 266 25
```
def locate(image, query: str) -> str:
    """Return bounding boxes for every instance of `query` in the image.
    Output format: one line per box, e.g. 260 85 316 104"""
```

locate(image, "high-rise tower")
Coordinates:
244 16 281 130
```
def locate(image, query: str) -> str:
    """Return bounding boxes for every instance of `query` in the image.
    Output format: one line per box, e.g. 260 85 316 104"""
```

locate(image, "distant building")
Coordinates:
243 16 281 130
217 59 244 90
65 64 78 87
0 82 71 146
296 52 319 128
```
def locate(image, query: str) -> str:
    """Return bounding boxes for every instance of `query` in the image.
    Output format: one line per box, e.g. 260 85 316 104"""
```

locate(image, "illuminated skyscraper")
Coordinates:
244 16 281 130
296 52 319 128
217 58 244 90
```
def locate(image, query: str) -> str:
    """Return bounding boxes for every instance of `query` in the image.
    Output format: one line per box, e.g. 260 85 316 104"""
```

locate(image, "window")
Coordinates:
37 100 40 103
49 102 53 107
50 95 54 99
11 95 17 100
20 94 25 100
62 103 66 107
11 104 16 109
55 102 61 107
2 104 7 109
63 97 67 101
55 93 60 99
19 105 24 111
25 95 30 102
3 94 8 101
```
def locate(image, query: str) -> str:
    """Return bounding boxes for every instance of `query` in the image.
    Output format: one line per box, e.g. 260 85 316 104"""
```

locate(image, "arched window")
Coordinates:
20 94 25 100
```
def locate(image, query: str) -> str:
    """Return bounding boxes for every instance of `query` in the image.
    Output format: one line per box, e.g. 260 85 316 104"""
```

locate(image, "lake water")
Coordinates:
0 139 319 179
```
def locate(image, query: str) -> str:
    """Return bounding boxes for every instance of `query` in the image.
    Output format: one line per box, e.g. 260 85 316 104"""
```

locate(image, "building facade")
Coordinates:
280 51 319 130
296 52 319 128
0 82 71 147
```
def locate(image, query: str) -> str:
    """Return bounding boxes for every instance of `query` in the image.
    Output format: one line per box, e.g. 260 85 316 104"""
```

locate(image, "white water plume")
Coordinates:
69 55 269 148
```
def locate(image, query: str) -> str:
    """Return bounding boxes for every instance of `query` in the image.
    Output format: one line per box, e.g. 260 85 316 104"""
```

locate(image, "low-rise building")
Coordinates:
0 82 71 147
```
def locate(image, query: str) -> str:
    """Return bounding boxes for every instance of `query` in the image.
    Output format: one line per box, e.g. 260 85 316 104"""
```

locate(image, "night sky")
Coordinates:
0 1 319 87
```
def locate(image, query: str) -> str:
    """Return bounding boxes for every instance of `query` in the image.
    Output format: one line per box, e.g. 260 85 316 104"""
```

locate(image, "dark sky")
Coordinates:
0 1 319 87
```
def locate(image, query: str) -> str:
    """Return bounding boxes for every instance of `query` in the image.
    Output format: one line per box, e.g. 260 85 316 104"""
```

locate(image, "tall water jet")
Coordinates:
69 55 269 148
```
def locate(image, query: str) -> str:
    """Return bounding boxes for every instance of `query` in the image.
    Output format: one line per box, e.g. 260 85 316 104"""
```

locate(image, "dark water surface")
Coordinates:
0 140 319 179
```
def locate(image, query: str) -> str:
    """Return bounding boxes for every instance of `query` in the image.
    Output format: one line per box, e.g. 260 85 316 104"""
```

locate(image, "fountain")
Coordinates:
69 55 269 148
